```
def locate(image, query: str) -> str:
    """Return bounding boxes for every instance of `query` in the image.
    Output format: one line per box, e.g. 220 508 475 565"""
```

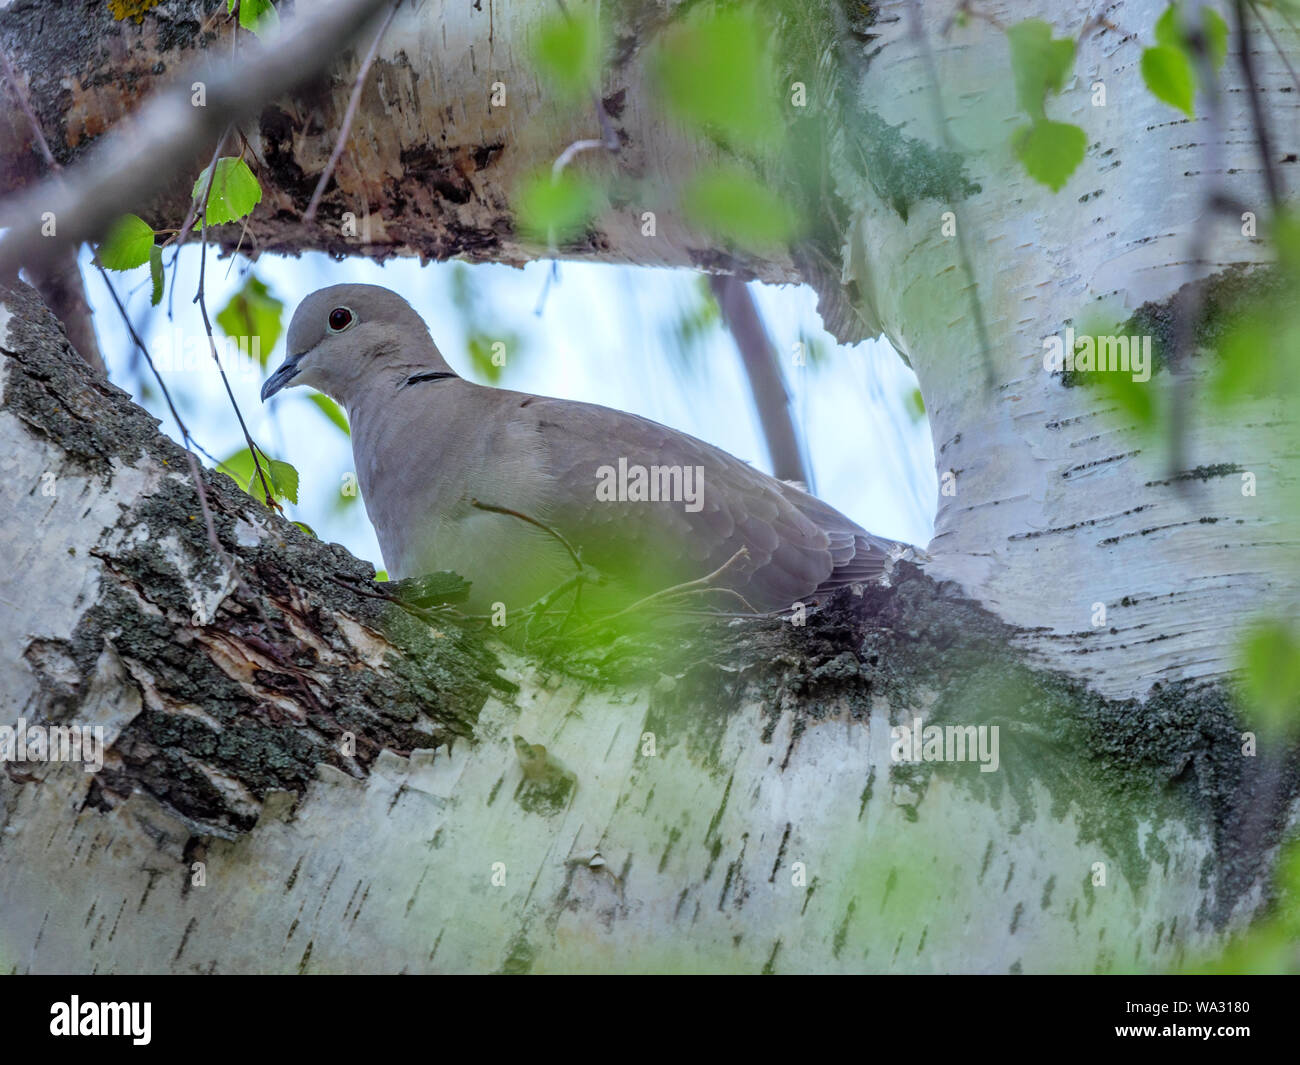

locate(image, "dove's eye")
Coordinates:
327 307 354 332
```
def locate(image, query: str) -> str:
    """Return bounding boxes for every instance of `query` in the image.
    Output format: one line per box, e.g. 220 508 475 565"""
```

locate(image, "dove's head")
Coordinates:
260 284 452 406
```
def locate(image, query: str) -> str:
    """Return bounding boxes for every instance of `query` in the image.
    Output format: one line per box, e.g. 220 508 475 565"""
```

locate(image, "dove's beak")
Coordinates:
260 355 302 401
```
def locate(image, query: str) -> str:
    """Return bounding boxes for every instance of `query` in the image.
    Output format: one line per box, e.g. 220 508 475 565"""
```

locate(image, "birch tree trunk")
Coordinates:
0 0 1296 973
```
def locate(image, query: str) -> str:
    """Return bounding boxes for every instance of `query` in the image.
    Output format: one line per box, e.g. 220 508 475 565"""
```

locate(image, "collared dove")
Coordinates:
261 283 903 614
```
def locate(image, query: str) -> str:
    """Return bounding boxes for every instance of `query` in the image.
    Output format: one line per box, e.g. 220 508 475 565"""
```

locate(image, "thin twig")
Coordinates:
1235 0 1284 211
304 0 402 223
1248 0 1300 95
96 266 191 443
95 264 246 603
470 499 585 571
192 126 278 507
569 547 757 635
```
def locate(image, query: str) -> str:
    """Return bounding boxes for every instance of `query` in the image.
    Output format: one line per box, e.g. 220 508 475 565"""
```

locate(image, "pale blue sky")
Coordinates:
82 244 936 574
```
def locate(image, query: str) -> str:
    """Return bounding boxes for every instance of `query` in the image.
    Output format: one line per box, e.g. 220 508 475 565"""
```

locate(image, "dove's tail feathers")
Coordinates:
814 532 899 595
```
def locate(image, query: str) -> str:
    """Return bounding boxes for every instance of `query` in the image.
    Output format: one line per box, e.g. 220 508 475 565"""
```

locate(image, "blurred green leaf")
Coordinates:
449 261 477 314
531 9 599 97
1155 3 1228 70
797 332 830 372
1208 314 1279 405
683 166 796 251
1154 4 1183 49
218 447 298 505
1237 618 1300 734
1006 19 1076 121
663 275 721 375
292 520 316 538
1012 120 1086 191
1142 44 1195 116
653 5 782 145
468 334 503 384
216 274 283 368
148 245 164 305
515 170 598 244
907 387 926 422
192 157 262 227
1203 7 1229 69
97 214 155 270
374 569 389 582
228 0 278 35
308 391 350 436
1092 369 1159 433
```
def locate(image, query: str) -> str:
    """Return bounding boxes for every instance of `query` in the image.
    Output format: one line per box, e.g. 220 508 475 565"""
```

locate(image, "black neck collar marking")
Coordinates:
400 371 458 389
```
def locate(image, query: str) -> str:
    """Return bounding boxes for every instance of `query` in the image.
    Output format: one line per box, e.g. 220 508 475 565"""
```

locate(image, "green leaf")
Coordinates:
96 213 155 270
237 0 278 35
1011 120 1087 191
653 6 782 145
291 520 317 538
1210 312 1300 405
1237 618 1300 734
266 459 298 504
149 245 164 306
308 391 350 436
1006 19 1076 121
1092 369 1159 433
531 10 600 97
1142 44 1196 116
216 274 283 367
217 448 298 505
515 170 598 244
1155 4 1228 70
374 569 389 582
682 166 796 251
192 157 262 227
1154 4 1182 49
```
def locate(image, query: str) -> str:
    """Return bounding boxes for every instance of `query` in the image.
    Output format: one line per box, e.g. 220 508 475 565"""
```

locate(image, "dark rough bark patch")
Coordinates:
3 281 504 837
1059 263 1287 388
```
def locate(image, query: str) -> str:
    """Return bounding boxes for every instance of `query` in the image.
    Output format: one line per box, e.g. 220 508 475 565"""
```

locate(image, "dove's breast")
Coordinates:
350 380 572 608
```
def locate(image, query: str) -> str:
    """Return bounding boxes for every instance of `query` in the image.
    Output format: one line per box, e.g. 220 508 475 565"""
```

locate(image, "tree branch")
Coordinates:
708 275 809 486
0 0 394 281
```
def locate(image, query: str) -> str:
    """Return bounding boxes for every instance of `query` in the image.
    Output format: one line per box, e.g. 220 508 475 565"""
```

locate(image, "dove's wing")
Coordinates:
514 394 895 611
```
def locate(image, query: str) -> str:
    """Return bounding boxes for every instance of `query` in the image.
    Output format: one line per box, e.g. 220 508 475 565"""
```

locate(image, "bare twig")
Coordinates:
1235 0 1284 211
569 547 757 635
470 498 585 571
304 0 402 223
95 264 241 597
191 127 278 507
1248 0 1300 96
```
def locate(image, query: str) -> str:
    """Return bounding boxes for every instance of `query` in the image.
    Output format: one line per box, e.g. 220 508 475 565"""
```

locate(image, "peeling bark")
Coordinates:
0 0 799 278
